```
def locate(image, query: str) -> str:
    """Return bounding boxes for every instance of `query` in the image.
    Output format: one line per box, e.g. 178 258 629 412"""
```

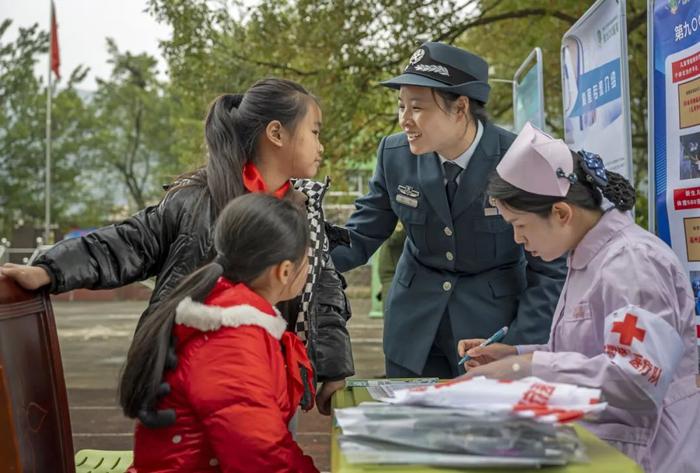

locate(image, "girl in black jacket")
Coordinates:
1 78 354 414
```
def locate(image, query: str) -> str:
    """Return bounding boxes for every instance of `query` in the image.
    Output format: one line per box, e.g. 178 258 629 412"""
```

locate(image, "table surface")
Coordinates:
331 385 643 473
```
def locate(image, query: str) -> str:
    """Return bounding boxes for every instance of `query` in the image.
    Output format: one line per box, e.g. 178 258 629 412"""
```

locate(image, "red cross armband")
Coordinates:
603 305 683 406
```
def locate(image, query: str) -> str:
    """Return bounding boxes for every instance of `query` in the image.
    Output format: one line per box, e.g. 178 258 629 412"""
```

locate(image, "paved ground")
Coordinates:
56 285 383 472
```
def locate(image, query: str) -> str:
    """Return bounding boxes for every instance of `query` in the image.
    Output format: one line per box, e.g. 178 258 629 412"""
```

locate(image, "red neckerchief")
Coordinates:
203 278 316 411
242 162 291 199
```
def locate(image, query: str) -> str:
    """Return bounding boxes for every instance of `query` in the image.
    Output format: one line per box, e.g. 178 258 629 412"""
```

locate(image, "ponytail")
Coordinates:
119 193 310 428
118 262 223 424
201 79 317 216
204 93 247 214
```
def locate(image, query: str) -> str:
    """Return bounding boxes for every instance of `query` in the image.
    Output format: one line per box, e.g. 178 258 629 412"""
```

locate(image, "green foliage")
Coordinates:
0 20 178 239
86 39 179 210
0 20 109 237
146 0 491 183
147 0 650 217
1 1 655 234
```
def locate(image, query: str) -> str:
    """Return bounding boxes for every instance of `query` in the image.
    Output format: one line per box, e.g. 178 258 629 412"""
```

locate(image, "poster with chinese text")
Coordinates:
650 0 700 346
561 0 633 180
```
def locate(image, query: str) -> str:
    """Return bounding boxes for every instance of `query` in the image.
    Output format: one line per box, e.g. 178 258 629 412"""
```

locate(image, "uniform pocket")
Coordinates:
555 302 599 355
474 217 511 233
561 302 593 322
396 264 416 288
395 205 427 224
473 217 511 260
488 269 527 298
394 205 427 251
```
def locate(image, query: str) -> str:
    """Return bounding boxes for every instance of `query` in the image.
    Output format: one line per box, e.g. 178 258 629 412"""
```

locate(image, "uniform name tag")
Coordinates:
396 194 418 208
484 207 500 216
398 184 420 198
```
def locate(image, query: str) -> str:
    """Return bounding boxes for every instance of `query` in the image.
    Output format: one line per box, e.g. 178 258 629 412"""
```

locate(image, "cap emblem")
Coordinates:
414 64 449 76
409 48 425 65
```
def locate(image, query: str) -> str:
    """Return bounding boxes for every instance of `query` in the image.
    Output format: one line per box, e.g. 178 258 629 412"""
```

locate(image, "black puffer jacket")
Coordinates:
34 179 354 382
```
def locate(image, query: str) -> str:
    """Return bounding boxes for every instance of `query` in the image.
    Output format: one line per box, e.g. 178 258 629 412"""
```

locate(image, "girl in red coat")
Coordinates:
120 193 319 472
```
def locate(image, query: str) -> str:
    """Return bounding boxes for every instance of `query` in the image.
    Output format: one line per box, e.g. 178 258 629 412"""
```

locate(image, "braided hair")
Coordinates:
487 150 636 217
599 168 636 211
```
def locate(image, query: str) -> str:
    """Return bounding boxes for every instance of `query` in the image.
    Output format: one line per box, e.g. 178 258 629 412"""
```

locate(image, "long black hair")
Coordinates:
176 78 317 215
488 150 636 216
118 193 310 425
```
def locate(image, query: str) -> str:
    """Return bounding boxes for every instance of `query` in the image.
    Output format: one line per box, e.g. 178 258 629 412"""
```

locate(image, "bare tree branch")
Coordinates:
227 51 321 77
437 8 579 44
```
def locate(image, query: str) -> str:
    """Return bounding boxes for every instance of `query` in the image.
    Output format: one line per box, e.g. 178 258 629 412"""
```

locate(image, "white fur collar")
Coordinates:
175 297 287 340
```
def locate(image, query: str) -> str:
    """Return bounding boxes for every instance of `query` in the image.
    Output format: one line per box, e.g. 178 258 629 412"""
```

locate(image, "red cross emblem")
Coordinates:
611 313 646 346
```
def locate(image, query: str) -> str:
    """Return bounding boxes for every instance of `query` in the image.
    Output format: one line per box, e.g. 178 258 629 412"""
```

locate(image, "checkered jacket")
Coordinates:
279 177 354 382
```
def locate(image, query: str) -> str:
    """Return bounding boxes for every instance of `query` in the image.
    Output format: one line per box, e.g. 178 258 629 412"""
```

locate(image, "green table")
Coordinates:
331 385 643 473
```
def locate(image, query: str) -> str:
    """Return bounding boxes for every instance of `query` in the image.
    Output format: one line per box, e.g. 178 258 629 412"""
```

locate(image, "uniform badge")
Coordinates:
397 194 418 208
484 196 500 216
397 185 420 208
409 49 425 65
398 185 420 198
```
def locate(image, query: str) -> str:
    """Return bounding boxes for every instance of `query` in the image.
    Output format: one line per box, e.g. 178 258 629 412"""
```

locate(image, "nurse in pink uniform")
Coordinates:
457 123 700 473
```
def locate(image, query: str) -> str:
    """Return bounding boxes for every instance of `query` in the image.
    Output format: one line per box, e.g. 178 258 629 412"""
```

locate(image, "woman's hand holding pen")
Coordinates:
458 353 534 381
456 339 517 369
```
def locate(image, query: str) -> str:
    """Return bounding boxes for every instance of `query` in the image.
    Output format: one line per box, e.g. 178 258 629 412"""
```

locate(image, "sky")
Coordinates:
1 0 171 90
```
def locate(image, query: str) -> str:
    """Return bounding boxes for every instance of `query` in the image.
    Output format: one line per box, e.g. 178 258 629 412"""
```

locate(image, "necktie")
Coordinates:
443 161 462 209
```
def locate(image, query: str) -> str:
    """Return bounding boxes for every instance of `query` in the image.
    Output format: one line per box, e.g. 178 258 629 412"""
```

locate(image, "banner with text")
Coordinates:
649 0 700 346
561 0 633 180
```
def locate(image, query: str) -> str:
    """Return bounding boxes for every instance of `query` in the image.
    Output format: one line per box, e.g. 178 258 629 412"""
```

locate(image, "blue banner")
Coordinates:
560 0 632 180
568 59 622 117
652 0 700 244
650 0 700 346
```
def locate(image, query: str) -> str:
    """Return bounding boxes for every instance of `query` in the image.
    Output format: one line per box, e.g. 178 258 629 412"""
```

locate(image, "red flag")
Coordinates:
50 1 60 79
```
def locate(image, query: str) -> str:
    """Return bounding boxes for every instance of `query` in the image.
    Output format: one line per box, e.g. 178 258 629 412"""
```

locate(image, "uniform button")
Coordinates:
172 435 182 444
442 281 452 291
444 226 453 236
209 458 219 466
446 251 454 261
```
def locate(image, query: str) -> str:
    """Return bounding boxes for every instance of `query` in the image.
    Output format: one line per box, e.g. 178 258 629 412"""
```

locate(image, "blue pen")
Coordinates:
456 326 509 367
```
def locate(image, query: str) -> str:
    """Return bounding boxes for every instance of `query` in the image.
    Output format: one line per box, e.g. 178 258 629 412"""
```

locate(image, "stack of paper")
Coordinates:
381 376 607 423
346 378 438 401
336 376 607 467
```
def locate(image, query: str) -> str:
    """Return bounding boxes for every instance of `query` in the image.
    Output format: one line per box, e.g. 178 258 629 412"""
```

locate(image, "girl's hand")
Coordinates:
0 264 51 290
315 379 345 416
457 339 517 369
459 353 533 381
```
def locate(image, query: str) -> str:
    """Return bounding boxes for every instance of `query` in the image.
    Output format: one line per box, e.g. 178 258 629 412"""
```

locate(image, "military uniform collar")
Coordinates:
438 120 484 170
477 121 503 158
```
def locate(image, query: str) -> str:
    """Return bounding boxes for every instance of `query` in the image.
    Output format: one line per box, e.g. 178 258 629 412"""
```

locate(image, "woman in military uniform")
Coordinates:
331 42 567 378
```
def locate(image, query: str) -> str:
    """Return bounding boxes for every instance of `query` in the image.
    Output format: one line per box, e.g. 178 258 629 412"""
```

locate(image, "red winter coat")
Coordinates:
128 279 319 473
